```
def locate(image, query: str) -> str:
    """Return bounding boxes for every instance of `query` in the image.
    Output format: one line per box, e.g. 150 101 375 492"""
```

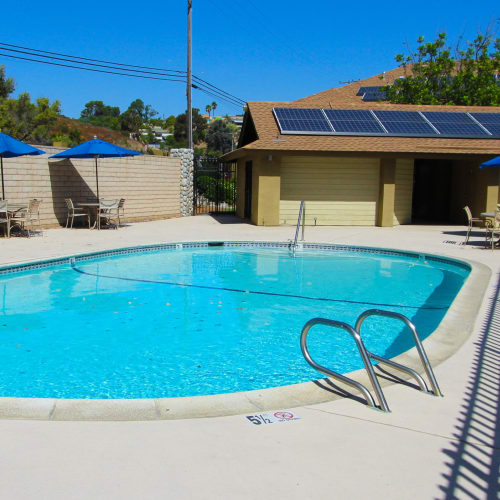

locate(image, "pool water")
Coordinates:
0 245 469 399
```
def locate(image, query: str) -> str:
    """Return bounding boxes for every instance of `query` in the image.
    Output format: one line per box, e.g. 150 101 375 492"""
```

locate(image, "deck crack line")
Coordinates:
301 406 500 450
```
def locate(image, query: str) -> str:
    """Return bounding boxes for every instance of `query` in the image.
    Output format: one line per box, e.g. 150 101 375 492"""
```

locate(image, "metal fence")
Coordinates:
193 156 237 215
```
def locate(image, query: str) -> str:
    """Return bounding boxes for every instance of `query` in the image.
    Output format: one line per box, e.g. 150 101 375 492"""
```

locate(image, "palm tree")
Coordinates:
205 104 212 119
211 101 217 118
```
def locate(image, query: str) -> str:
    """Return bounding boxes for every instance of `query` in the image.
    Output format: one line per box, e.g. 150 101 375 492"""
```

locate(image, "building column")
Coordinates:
235 158 246 218
485 168 500 212
252 155 281 226
377 158 396 227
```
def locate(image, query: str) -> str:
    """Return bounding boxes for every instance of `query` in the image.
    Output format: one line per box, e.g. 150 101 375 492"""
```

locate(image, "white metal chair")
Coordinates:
485 210 500 250
463 206 483 244
65 198 90 229
12 199 42 237
98 199 120 229
117 198 126 226
0 200 12 238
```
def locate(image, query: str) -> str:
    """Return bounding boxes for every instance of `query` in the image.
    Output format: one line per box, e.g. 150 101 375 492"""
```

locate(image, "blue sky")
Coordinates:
1 1 498 120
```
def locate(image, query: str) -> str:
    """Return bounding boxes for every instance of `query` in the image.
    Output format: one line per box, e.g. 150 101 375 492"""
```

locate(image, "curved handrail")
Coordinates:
355 309 442 397
300 317 390 412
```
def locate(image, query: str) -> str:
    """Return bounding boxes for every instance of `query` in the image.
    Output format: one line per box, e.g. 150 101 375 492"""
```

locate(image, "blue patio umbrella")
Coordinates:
0 132 45 199
49 137 143 199
480 156 500 168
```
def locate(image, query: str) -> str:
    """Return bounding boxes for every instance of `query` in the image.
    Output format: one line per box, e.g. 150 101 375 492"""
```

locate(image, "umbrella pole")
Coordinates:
95 156 99 200
1 156 4 200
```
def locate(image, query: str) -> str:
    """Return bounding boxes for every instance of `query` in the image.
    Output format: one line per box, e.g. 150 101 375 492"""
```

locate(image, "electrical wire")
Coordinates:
0 41 247 106
0 41 187 74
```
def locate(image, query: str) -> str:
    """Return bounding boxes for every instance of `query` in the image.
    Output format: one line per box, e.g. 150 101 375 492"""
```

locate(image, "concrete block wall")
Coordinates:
2 146 181 227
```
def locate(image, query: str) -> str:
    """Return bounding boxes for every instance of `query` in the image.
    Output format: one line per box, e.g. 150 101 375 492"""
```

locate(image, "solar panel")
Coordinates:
273 108 332 133
361 89 387 102
324 109 385 134
373 111 437 136
470 113 500 137
422 112 490 137
356 86 385 96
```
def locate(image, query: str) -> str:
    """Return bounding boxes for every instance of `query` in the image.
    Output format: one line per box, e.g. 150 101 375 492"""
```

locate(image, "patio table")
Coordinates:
481 212 500 248
78 202 100 229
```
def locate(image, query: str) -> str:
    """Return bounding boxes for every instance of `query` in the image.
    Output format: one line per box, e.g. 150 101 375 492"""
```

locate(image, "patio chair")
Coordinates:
65 198 90 229
463 206 483 244
485 210 500 250
98 199 120 230
12 199 42 237
0 200 12 238
118 198 126 225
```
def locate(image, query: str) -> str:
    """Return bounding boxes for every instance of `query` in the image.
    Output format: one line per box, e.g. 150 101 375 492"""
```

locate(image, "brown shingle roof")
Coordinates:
223 68 500 160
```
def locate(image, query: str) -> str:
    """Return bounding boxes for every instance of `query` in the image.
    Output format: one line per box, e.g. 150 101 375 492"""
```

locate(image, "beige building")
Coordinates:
223 68 500 227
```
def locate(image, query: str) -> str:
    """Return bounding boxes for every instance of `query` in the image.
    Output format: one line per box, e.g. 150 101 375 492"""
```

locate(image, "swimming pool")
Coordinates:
0 242 470 400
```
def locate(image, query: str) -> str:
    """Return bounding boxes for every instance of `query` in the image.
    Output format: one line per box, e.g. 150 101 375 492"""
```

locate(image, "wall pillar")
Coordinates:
251 155 281 226
170 148 194 216
485 168 500 212
377 158 396 227
235 158 245 218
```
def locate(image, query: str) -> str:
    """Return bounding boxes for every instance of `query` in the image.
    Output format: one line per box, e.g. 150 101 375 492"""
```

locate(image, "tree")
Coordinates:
211 101 217 118
164 115 176 132
205 104 212 117
206 119 233 153
79 100 121 130
384 29 500 106
173 108 207 146
120 99 158 140
0 93 61 144
0 65 15 99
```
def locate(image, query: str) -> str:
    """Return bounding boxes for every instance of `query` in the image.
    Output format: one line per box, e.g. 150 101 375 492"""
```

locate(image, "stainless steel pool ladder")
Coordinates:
291 201 305 255
300 309 442 412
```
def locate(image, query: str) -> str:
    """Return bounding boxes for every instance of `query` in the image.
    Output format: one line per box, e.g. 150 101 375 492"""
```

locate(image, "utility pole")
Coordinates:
187 0 193 149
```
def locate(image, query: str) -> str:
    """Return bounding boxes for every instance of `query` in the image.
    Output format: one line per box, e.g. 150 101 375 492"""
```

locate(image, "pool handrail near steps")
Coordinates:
355 309 442 398
300 310 442 412
291 200 306 255
300 317 390 412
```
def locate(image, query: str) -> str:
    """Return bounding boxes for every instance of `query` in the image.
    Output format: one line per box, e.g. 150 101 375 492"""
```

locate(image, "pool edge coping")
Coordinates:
0 241 490 421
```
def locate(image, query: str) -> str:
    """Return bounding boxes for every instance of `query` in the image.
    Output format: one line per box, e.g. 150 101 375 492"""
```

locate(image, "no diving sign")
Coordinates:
246 410 301 425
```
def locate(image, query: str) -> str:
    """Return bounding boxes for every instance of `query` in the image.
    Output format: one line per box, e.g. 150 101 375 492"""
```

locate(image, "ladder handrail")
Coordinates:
300 317 390 412
355 309 442 397
292 201 305 255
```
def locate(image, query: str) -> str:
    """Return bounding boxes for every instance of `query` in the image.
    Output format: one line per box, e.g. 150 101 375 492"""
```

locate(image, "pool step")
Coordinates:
300 309 442 412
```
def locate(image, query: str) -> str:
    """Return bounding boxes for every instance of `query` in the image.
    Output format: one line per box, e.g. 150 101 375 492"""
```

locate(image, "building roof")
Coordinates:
224 67 500 160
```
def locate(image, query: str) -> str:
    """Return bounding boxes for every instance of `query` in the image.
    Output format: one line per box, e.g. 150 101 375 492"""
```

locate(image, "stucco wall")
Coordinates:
2 146 181 227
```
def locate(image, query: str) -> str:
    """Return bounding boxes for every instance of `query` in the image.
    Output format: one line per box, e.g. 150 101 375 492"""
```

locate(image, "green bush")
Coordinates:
196 175 235 204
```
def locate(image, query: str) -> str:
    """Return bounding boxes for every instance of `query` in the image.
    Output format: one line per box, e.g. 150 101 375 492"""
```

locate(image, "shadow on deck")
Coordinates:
438 272 500 499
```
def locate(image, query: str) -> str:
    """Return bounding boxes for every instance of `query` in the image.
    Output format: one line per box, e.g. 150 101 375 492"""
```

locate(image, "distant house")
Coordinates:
140 126 172 144
223 67 500 227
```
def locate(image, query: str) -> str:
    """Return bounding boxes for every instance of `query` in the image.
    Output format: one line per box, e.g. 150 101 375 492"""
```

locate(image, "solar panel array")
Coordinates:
273 108 500 138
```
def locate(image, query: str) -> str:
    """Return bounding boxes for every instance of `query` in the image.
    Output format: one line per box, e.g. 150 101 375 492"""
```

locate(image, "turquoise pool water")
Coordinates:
0 243 469 399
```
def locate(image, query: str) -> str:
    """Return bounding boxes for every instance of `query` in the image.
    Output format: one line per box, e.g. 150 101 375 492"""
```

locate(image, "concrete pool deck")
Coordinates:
0 216 499 499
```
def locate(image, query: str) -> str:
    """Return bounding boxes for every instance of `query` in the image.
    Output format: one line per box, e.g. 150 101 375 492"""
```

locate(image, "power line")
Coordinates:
0 52 186 83
0 45 188 79
0 52 244 108
192 85 244 108
0 41 187 74
0 41 247 106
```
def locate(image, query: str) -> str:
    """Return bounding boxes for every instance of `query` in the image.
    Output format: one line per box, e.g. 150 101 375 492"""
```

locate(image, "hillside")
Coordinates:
54 116 145 151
